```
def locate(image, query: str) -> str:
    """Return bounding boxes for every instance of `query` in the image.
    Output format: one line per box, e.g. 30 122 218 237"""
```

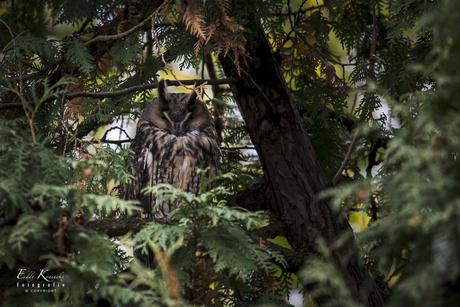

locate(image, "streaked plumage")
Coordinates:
126 80 219 219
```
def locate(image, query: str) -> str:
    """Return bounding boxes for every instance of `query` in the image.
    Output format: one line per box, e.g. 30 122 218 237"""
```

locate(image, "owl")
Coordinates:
126 79 219 219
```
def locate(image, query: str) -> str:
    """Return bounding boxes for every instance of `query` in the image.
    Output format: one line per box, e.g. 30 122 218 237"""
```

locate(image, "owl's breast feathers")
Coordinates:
127 120 219 218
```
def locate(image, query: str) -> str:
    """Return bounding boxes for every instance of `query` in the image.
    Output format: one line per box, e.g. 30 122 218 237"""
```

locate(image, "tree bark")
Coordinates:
218 28 385 307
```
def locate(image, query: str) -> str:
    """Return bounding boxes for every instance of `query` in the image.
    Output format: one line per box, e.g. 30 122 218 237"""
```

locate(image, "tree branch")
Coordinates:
271 4 324 16
65 78 237 99
86 217 167 237
0 78 239 109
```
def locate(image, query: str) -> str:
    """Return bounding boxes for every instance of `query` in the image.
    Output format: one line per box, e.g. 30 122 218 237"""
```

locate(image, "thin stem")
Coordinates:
332 134 358 186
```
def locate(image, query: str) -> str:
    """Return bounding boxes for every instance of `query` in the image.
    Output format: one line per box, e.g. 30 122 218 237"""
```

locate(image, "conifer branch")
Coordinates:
248 232 308 272
85 0 170 46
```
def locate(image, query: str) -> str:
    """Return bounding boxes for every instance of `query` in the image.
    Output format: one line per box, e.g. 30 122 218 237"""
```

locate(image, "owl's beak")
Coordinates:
173 123 181 137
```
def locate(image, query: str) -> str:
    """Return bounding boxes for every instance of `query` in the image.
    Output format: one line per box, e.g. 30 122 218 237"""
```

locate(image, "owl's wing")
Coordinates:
125 122 160 217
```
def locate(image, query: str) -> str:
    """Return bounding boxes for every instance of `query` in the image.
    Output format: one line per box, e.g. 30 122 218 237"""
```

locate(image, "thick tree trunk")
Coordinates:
219 28 385 307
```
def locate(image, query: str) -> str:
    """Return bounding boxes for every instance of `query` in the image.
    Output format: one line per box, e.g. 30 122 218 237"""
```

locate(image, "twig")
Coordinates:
100 126 132 143
85 0 170 46
332 133 359 186
0 18 27 72
21 97 37 144
0 29 28 56
76 18 91 35
220 146 256 150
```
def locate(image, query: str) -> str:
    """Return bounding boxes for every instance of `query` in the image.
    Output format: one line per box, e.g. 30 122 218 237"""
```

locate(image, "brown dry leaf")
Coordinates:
324 62 336 87
175 4 185 14
257 237 266 248
183 0 207 40
264 276 280 293
222 15 243 33
62 75 86 126
205 20 218 43
194 37 205 55
161 2 175 26
213 0 230 12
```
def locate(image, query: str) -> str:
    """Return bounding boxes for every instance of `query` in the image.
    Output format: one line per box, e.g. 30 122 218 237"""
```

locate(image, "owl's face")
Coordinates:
142 80 213 138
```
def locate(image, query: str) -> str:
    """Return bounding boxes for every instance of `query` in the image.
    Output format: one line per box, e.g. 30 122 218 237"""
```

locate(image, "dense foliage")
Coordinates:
1 0 460 306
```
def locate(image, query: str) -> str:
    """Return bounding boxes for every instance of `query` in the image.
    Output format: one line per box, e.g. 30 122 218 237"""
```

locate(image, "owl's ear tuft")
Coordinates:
187 82 198 106
157 79 170 104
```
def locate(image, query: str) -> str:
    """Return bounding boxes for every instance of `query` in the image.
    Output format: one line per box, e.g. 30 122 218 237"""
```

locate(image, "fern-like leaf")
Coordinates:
183 0 207 40
65 38 94 76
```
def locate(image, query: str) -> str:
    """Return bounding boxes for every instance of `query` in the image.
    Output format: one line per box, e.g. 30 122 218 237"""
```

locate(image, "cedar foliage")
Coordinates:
1 0 460 306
